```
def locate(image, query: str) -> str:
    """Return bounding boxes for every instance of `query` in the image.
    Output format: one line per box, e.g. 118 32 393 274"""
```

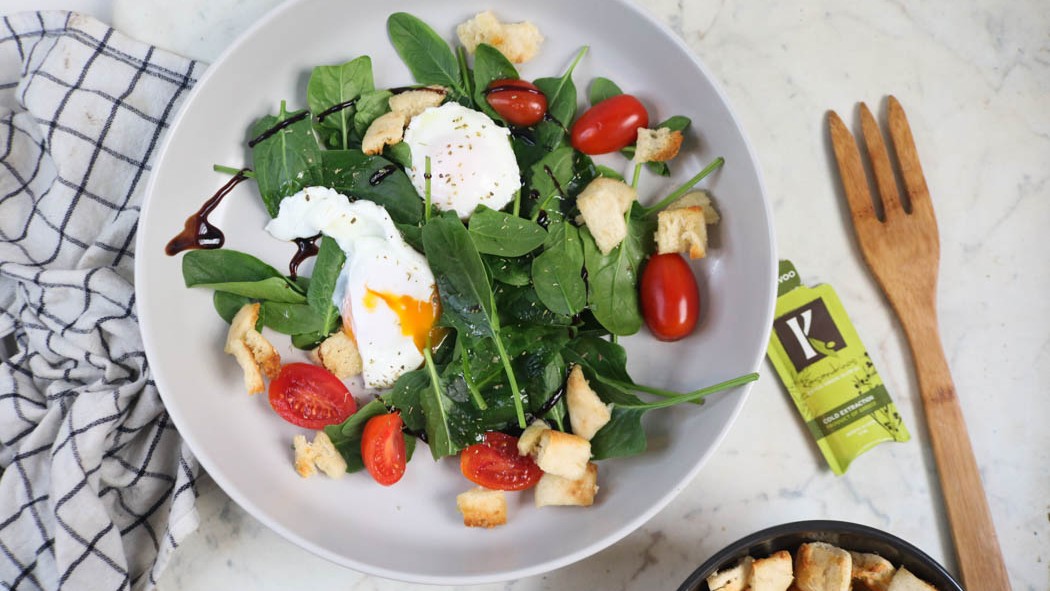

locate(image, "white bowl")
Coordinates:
135 0 775 584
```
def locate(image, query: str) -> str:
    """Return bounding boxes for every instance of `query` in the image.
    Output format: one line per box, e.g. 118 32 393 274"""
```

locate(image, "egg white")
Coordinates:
266 187 434 388
403 102 520 219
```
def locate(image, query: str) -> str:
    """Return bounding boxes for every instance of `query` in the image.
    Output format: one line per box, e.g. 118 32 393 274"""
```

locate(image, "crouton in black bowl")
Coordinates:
677 520 964 591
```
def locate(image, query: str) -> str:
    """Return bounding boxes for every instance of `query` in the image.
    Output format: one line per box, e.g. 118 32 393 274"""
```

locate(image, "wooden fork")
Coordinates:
827 97 1012 591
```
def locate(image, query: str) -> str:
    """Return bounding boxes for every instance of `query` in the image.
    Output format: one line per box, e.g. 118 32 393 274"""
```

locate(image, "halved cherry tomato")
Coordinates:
485 78 548 127
640 253 700 341
570 94 649 154
460 432 542 491
361 412 407 486
268 363 357 429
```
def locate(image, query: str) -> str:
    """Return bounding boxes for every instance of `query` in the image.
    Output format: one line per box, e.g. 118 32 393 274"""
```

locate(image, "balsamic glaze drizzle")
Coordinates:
315 99 358 123
165 168 251 255
248 111 310 147
368 164 398 186
289 234 321 280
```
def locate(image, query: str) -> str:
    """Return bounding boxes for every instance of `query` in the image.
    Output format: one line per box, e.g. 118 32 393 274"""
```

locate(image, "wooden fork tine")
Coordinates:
859 102 904 219
886 96 934 218
827 110 877 225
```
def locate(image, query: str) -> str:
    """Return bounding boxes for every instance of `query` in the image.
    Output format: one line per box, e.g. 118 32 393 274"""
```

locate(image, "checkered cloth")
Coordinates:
0 12 203 590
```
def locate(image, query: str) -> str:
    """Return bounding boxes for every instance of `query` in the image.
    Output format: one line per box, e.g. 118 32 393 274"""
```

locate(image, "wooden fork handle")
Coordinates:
899 307 1012 590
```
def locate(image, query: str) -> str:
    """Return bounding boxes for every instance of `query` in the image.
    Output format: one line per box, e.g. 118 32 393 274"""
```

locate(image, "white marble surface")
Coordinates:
12 0 1050 589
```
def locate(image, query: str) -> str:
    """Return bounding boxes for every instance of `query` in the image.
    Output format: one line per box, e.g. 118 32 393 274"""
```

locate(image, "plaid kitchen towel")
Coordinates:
0 12 203 590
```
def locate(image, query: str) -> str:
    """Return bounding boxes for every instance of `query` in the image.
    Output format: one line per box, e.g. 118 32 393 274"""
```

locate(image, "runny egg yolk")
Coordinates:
361 287 440 352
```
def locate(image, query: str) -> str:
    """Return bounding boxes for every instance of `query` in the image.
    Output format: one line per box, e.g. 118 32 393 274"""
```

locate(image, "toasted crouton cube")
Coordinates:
577 177 637 254
850 552 895 591
517 420 550 456
534 430 590 480
534 462 598 507
362 111 406 155
886 567 937 591
795 542 852 591
706 556 755 591
750 550 794 591
389 86 447 119
224 303 280 394
669 189 721 224
656 206 708 259
293 431 347 479
315 331 362 379
634 127 684 163
456 487 507 528
566 365 611 440
456 11 543 64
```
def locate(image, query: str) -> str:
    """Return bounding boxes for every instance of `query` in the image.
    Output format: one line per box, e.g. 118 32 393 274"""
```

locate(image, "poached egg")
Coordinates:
403 102 520 219
266 186 438 388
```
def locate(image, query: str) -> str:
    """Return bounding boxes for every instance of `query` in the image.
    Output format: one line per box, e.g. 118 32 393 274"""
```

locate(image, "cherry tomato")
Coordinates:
268 363 357 429
640 253 700 341
485 78 548 127
570 94 649 155
361 412 407 486
460 432 542 491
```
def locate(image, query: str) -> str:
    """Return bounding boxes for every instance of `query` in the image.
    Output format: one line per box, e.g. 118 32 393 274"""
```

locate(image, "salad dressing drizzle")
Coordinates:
315 99 358 123
248 111 310 147
289 234 322 280
164 168 251 255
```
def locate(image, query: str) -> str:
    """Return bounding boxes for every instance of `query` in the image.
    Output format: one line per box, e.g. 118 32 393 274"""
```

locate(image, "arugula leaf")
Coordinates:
471 44 519 122
320 150 423 225
580 205 656 335
307 57 374 150
588 76 623 105
468 205 546 257
531 220 586 316
251 102 324 217
305 236 344 336
533 46 588 151
387 13 466 97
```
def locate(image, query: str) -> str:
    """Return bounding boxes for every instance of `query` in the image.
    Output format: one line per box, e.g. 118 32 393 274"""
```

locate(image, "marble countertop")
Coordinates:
16 0 1049 589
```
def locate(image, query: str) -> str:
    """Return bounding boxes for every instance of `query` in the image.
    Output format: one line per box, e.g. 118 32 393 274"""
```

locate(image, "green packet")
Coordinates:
767 260 909 475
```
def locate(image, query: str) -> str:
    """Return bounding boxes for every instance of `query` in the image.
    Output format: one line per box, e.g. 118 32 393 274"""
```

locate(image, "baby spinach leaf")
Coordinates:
581 206 656 336
387 13 465 97
325 399 390 473
471 43 518 122
191 277 307 304
595 164 625 181
213 292 254 325
532 220 586 316
533 46 587 151
563 335 633 384
305 236 344 336
251 102 324 217
484 254 532 287
383 369 429 434
527 147 575 219
320 150 423 225
307 56 374 150
352 89 393 140
588 76 623 105
468 205 546 257
182 249 284 286
258 302 325 335
384 142 413 169
494 283 572 328
422 212 496 339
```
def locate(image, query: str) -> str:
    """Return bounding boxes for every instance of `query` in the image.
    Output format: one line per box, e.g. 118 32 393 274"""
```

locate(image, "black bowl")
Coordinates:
677 520 964 591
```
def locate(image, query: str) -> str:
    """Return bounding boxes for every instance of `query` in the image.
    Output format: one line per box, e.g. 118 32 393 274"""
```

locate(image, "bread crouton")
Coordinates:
534 462 598 507
706 556 755 591
517 420 550 456
886 567 937 591
577 177 637 254
656 206 708 259
456 487 507 528
850 552 896 591
292 431 347 479
634 127 684 163
566 365 611 440
669 189 721 224
750 550 794 591
314 331 362 379
534 430 591 480
456 11 543 64
362 111 406 155
389 86 447 119
224 303 280 394
795 542 851 591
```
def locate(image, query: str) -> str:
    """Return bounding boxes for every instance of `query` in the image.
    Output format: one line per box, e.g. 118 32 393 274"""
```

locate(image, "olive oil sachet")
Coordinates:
767 260 909 475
